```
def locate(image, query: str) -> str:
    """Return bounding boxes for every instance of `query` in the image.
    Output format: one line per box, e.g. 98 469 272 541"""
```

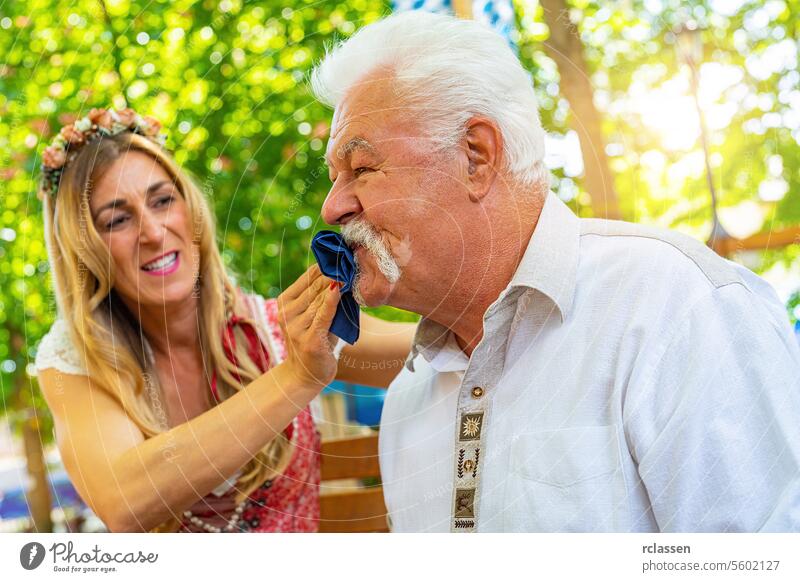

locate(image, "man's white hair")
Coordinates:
310 11 548 187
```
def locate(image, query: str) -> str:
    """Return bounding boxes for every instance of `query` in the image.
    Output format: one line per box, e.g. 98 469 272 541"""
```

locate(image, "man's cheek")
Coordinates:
391 233 413 267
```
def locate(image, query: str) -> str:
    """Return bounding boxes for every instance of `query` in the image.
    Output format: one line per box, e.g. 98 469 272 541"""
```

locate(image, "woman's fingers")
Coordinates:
279 264 322 303
282 276 333 324
311 281 340 339
281 279 343 390
302 270 330 307
277 269 331 328
297 281 333 328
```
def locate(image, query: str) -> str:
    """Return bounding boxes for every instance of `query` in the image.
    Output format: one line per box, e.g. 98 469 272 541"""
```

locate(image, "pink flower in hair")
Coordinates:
59 124 85 145
88 108 113 130
141 115 162 137
42 145 67 169
39 106 168 201
116 108 137 126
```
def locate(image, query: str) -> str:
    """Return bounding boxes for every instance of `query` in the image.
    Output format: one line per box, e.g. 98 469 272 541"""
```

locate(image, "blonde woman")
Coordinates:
34 108 415 533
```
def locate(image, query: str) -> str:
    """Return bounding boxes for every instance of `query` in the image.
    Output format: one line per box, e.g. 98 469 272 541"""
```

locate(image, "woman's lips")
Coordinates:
141 251 180 276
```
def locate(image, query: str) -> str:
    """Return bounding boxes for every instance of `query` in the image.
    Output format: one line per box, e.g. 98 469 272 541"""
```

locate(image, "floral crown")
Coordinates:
38 107 166 200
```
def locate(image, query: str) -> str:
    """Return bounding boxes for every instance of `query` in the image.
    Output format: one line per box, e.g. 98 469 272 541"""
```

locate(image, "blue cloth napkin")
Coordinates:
311 230 360 344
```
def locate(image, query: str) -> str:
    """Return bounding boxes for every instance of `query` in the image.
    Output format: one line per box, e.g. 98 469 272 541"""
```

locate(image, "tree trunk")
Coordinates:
10 326 53 533
539 0 621 219
21 407 53 532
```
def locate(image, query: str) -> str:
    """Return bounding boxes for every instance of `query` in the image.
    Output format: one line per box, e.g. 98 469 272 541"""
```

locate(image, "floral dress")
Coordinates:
34 291 321 533
177 293 321 532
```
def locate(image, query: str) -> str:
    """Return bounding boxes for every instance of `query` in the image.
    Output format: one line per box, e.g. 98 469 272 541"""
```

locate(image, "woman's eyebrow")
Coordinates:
145 180 173 197
92 197 128 221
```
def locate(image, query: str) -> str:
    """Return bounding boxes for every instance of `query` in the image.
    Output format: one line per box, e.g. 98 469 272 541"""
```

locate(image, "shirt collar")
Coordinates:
415 325 470 373
405 191 581 372
507 190 580 321
405 319 452 372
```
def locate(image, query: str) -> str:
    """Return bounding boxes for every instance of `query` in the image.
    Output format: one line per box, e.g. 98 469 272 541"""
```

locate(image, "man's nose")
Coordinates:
320 182 363 226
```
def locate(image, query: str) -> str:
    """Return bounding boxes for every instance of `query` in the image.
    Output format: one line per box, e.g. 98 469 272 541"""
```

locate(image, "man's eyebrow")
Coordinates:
341 137 377 158
327 136 377 168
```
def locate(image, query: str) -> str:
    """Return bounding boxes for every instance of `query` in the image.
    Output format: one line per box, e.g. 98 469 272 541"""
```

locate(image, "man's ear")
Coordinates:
464 117 502 203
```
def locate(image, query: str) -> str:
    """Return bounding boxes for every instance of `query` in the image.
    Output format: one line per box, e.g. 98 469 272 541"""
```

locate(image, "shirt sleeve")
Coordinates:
623 282 800 532
34 318 89 376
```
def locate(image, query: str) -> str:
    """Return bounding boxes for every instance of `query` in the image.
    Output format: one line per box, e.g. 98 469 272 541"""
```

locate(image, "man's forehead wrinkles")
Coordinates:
325 100 389 168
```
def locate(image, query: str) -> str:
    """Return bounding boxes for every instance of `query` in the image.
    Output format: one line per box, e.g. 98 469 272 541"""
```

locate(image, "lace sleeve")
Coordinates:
34 319 88 376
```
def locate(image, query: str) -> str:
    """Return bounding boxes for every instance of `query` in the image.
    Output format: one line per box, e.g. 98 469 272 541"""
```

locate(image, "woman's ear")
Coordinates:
464 117 502 203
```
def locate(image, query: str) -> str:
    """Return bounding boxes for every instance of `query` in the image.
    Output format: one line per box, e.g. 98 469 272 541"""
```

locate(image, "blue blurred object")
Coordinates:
795 320 800 344
324 381 386 427
392 0 518 51
0 470 85 520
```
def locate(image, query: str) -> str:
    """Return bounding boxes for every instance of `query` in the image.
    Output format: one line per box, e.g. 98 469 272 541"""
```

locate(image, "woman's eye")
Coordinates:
106 216 128 230
156 195 174 207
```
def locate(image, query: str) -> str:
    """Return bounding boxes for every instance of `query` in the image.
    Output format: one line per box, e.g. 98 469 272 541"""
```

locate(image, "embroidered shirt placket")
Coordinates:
450 292 521 533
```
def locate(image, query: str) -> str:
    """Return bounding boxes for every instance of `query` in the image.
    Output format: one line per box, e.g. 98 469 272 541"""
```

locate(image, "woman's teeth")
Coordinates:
142 252 178 271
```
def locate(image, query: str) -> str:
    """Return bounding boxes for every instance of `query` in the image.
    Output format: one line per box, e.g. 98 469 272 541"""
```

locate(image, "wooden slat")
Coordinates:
319 434 389 532
714 226 800 257
452 0 473 19
319 487 388 533
320 434 381 482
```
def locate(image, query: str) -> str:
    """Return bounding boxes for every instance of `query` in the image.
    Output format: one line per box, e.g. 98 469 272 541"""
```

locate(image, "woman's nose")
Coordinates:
139 211 166 244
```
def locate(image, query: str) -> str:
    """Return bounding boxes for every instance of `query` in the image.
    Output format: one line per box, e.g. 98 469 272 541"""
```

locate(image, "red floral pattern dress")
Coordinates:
178 293 321 532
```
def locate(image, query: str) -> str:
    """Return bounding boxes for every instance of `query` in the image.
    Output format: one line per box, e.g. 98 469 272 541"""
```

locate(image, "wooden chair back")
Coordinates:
319 433 389 533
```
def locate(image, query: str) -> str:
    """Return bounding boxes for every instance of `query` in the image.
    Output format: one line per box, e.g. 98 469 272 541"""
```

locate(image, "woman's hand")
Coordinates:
276 264 341 390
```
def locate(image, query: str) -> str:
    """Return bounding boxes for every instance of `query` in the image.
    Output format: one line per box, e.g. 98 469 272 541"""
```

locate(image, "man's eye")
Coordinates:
353 167 371 178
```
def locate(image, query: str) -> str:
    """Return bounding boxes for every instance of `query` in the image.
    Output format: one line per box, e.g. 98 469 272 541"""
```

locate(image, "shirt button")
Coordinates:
471 386 484 399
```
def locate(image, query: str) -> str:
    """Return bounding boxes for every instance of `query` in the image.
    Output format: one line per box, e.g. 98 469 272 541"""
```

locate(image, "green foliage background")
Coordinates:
0 0 798 439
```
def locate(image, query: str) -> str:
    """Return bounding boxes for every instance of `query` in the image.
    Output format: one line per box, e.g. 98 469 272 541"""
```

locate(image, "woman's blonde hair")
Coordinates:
42 131 292 531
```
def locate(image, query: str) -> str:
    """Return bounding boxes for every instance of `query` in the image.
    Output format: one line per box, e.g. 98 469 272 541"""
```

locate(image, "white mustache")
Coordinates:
341 218 402 288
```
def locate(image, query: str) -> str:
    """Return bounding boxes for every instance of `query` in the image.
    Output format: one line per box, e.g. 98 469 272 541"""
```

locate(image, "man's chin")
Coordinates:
353 287 385 308
353 277 392 308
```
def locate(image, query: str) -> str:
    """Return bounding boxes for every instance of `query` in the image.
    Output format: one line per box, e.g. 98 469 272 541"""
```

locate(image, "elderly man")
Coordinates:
311 11 800 532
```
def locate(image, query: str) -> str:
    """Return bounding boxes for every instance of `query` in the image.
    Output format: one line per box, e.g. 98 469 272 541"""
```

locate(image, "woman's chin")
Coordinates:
128 278 197 308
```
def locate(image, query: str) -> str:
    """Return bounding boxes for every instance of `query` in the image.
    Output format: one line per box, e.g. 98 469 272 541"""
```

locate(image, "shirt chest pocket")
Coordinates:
502 424 629 532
